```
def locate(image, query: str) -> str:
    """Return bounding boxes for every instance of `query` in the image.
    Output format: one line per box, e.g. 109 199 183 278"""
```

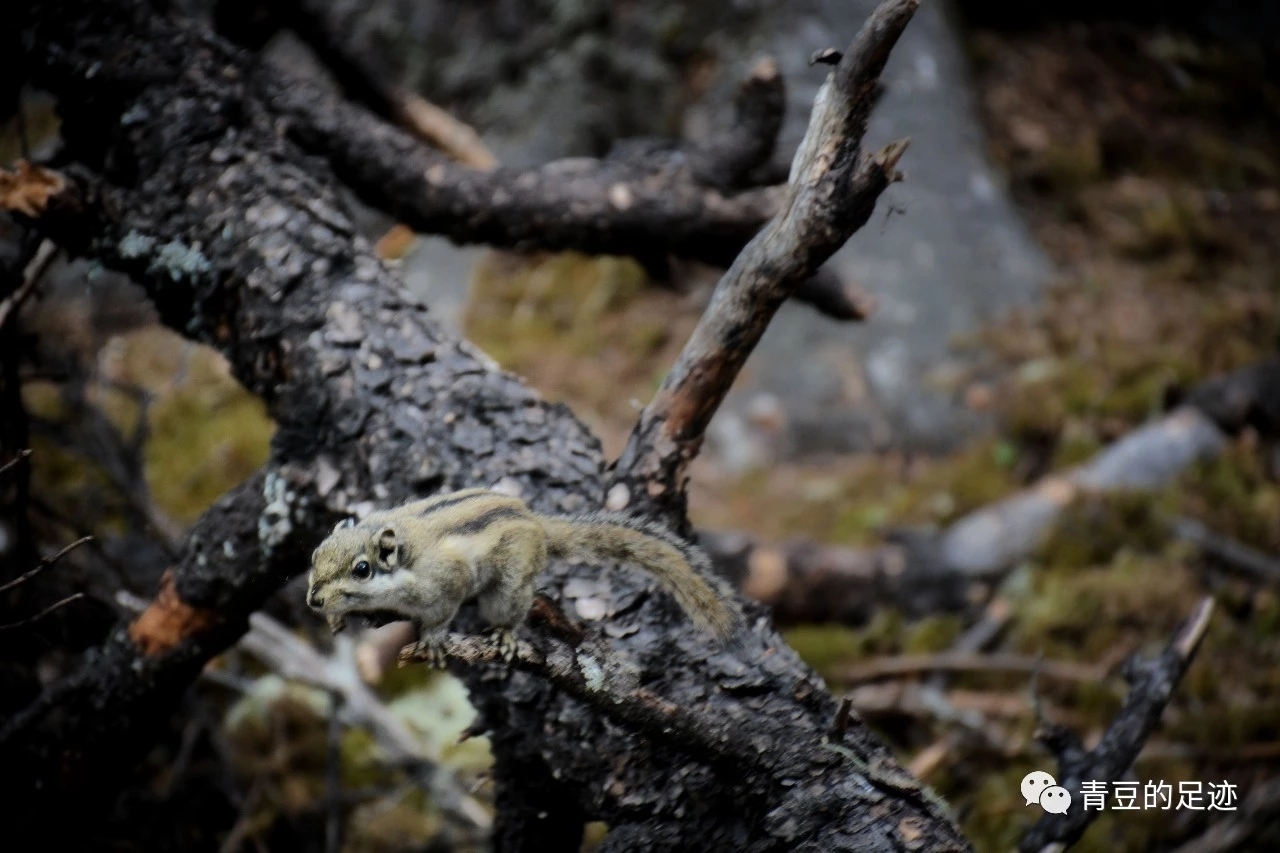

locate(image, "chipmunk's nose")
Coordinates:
307 589 324 610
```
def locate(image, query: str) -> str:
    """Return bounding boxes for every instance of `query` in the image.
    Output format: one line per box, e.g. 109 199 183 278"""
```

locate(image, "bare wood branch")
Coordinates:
1019 597 1215 852
390 90 497 171
609 0 918 520
941 406 1227 578
925 598 1012 691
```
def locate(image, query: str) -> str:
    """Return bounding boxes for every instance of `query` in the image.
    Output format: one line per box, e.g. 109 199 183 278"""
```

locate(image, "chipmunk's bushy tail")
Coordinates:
539 511 741 640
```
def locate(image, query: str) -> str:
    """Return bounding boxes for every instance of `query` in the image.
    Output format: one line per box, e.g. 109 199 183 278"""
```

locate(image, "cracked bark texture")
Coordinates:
3 1 968 851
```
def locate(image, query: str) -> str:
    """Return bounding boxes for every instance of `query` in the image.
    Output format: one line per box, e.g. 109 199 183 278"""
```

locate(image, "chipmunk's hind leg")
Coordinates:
477 526 544 663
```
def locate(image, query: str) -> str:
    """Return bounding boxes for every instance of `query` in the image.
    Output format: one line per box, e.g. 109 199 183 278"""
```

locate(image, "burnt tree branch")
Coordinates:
4 1 968 850
1020 597 1215 852
260 62 782 267
685 57 787 190
609 0 915 521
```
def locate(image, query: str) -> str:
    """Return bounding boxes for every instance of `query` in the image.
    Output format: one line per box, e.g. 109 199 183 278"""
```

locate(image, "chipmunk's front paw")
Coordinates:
488 627 518 664
326 613 348 634
400 634 449 669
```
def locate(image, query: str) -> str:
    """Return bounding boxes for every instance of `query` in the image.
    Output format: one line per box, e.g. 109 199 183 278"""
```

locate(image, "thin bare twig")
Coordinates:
0 535 93 594
0 592 85 631
0 448 32 480
835 652 1107 686
925 598 1013 691
1172 516 1280 585
609 0 917 519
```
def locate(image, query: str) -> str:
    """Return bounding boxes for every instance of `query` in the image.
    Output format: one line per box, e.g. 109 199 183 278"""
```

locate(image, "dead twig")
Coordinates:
0 592 85 631
0 448 32 480
1019 597 1215 852
609 0 916 520
0 239 56 329
835 652 1107 686
0 535 93 594
1172 516 1280 585
848 683 1090 730
389 90 496 171
925 598 1012 691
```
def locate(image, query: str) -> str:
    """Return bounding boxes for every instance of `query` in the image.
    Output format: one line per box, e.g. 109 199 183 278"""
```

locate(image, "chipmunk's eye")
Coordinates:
352 560 372 580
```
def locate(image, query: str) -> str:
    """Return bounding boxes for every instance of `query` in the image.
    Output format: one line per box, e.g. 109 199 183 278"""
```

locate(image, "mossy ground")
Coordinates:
23 325 274 532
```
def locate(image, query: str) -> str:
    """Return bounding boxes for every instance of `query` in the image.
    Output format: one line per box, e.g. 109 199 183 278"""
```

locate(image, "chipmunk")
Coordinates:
306 488 741 667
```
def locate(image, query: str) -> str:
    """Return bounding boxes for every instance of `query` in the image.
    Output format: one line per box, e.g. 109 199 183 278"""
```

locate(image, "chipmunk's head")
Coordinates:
307 518 410 630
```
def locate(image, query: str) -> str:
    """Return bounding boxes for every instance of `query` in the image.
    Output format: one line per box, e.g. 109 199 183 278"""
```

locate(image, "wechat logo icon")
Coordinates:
1023 771 1071 814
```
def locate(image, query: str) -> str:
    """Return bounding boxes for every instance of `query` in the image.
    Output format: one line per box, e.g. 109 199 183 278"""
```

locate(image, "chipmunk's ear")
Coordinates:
333 518 356 534
377 527 399 567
